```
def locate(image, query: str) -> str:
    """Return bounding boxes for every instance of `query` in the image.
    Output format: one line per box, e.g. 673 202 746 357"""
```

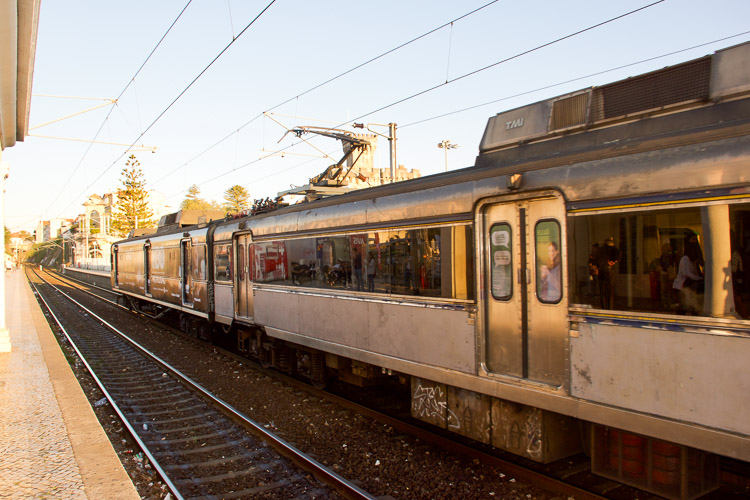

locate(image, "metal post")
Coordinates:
388 123 397 183
0 160 10 352
354 122 398 183
437 139 459 172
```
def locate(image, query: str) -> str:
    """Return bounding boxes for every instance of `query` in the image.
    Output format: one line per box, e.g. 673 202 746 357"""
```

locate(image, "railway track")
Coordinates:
29 267 372 500
45 268 750 499
48 268 604 498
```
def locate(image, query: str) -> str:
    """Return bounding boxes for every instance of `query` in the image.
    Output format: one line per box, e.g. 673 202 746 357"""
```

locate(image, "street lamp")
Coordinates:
353 122 397 183
437 140 459 171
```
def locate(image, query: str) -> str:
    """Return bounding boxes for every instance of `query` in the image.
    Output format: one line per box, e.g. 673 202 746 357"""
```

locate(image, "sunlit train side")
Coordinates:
113 223 213 333
113 42 750 490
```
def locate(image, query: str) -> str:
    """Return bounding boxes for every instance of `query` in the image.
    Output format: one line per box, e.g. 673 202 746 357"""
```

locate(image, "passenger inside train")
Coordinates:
569 202 749 319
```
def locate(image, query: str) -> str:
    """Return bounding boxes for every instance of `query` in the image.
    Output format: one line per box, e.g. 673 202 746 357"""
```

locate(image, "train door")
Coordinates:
181 239 193 307
479 190 568 388
112 245 119 287
144 243 151 296
235 233 254 320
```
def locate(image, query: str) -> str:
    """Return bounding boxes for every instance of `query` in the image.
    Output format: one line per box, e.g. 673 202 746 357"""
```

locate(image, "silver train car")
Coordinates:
113 42 750 489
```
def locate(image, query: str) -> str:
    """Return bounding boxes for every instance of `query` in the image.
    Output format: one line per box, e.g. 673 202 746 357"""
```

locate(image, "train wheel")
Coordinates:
198 323 213 343
310 351 328 389
310 375 328 390
259 344 272 368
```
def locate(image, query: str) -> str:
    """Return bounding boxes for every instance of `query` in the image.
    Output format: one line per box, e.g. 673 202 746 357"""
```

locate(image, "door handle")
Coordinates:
517 268 531 284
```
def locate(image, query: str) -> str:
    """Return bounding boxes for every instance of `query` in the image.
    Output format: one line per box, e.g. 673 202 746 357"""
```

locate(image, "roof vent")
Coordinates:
590 57 711 122
551 92 589 130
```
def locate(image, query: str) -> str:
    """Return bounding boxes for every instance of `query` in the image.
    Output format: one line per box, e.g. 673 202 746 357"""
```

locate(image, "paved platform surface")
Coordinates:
0 269 139 499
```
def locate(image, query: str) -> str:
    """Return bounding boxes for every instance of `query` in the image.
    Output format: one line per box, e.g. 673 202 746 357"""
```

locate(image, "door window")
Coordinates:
238 244 245 281
535 220 562 303
489 223 513 301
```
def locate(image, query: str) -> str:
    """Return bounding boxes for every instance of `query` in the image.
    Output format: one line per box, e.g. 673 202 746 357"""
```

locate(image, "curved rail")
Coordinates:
44 266 609 499
30 267 375 500
28 269 185 500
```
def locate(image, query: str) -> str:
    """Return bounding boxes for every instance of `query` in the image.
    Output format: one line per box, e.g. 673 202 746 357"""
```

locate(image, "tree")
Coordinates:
180 184 221 211
15 230 32 241
223 185 250 215
111 155 155 237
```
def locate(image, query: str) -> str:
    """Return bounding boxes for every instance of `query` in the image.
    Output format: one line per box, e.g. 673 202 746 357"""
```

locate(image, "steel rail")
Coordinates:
48 266 605 498
31 268 375 500
246 352 609 500
27 269 185 500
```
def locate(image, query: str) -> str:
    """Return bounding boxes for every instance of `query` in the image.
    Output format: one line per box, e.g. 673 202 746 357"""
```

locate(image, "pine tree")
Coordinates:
111 155 155 237
223 185 250 215
180 184 221 211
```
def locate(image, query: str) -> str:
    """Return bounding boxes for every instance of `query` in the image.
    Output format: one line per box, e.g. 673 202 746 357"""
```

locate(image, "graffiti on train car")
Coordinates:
411 380 460 430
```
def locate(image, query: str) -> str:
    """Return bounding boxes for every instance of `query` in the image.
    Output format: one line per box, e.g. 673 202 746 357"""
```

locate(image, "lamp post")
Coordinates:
437 140 459 171
353 122 397 183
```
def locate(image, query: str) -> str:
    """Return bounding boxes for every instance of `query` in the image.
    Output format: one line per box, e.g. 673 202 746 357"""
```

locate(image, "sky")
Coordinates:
4 0 750 232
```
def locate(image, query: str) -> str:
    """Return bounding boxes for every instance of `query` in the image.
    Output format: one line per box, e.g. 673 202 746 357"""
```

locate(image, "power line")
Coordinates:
34 0 195 226
402 31 750 128
151 0 502 189
54 0 277 221
345 1 666 126
173 0 667 196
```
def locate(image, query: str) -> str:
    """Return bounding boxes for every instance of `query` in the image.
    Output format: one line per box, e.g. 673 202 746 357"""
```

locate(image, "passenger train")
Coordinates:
113 42 750 493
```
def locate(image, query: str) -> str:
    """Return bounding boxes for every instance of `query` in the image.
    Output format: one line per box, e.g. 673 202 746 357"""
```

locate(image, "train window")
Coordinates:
238 244 245 281
214 244 232 282
535 220 562 304
489 223 513 301
253 241 294 284
191 245 207 281
568 201 750 319
253 224 474 300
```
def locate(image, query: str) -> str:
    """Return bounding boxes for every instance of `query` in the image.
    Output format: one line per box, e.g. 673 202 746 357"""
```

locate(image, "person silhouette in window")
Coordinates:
540 241 562 302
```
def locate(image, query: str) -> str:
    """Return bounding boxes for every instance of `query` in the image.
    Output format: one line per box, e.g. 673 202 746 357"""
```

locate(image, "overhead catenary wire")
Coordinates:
50 0 277 222
31 1 741 228
401 30 750 128
162 27 750 206
151 0 502 189
33 0 195 227
167 0 669 201
343 0 666 127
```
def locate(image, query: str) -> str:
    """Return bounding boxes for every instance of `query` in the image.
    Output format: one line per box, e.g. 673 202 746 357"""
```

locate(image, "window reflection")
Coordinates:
214 244 232 282
191 245 207 280
568 203 749 319
252 224 474 300
536 220 562 303
489 223 512 301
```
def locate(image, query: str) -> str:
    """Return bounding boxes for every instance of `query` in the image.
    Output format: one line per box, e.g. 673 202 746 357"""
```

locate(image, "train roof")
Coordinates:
478 41 750 156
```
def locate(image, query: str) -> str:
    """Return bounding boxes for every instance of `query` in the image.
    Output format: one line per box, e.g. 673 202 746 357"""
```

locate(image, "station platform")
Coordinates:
0 268 139 499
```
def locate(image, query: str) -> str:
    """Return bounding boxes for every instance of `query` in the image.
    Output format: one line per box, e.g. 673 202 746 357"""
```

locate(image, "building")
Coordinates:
69 190 171 271
341 134 421 188
34 217 73 243
70 193 120 270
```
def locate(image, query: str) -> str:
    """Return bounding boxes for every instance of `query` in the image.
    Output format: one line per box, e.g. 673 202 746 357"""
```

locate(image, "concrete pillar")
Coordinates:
701 204 735 317
0 159 10 352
